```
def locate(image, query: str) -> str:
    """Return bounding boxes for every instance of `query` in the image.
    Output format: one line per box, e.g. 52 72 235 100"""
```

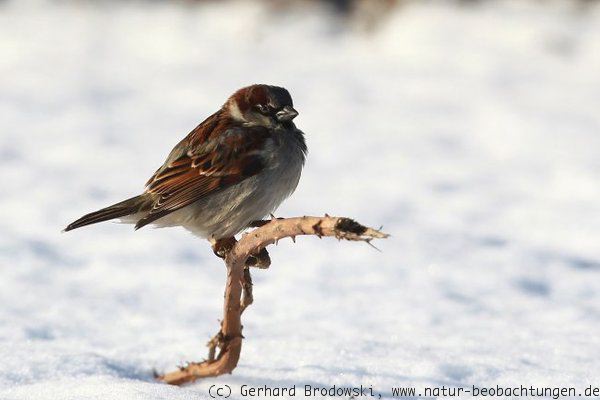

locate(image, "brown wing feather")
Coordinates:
135 117 271 230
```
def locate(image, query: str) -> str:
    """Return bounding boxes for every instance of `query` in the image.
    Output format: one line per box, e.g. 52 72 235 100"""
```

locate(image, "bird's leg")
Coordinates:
210 237 237 259
211 236 270 268
248 215 283 228
248 220 269 228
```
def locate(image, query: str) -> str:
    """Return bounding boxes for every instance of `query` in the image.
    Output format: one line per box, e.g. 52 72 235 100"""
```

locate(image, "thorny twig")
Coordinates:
156 215 388 385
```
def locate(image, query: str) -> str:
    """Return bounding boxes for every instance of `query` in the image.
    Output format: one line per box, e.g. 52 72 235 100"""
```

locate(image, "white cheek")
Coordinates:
228 100 245 121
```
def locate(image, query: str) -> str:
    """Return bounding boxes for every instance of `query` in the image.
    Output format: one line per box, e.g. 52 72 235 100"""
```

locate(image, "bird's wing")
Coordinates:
135 124 272 230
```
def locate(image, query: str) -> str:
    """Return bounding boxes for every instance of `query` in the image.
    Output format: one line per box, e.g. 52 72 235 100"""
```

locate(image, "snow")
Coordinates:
1 0 600 398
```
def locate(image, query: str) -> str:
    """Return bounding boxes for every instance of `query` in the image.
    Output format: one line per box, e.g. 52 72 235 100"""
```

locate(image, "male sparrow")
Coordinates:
65 84 307 248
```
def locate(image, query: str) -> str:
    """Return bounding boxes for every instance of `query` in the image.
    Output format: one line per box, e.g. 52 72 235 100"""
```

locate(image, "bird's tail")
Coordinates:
64 195 148 232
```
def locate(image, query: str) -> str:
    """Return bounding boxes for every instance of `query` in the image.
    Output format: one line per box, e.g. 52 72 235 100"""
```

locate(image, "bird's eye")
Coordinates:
256 104 269 115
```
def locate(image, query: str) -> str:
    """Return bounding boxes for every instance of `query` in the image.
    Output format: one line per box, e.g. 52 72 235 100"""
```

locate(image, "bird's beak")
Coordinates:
276 106 299 122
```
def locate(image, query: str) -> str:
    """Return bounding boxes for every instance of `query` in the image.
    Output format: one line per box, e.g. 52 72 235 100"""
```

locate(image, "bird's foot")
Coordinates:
211 237 237 258
245 247 271 269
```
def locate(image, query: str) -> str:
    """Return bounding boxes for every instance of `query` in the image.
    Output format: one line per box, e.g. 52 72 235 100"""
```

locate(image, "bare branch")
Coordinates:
157 215 388 385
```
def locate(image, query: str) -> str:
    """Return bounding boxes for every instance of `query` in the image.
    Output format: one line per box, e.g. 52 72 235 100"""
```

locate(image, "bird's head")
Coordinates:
225 84 298 128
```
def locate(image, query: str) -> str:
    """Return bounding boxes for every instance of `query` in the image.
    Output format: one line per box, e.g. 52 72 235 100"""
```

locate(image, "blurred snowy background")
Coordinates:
1 0 600 398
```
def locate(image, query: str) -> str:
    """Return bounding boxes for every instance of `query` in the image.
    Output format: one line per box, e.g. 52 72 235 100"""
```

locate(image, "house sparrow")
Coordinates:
65 84 307 251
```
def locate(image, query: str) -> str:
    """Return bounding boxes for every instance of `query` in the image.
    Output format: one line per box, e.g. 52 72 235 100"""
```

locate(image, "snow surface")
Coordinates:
1 1 600 399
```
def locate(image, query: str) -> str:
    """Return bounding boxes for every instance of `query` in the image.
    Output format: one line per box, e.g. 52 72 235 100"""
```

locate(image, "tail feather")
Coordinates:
64 195 146 232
